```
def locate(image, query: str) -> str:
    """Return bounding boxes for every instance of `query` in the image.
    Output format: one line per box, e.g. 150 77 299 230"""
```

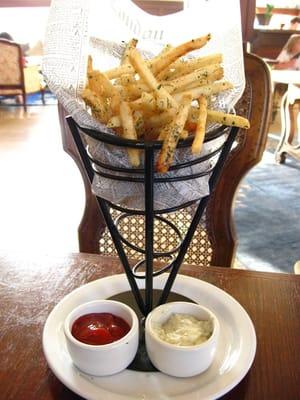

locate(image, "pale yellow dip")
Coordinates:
155 313 213 346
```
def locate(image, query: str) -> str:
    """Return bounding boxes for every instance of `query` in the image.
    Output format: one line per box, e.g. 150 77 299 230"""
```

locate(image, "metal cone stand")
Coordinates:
67 116 238 370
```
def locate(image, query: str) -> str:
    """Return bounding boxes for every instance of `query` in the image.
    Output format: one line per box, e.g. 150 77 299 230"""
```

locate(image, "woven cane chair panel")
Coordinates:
0 42 21 86
98 78 251 266
99 206 212 266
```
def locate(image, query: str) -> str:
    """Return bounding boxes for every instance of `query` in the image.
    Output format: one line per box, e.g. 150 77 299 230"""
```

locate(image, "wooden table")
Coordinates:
271 70 300 163
0 252 299 399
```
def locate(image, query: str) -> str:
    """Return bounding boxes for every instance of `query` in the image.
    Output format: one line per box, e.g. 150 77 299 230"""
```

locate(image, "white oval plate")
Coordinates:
43 274 256 400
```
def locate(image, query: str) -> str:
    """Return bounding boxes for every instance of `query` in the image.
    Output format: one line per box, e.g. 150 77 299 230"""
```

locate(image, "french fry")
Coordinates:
87 70 113 97
87 55 93 75
207 110 250 129
159 53 223 81
87 70 121 114
130 91 157 112
115 39 139 86
107 108 177 131
160 44 173 54
107 115 121 128
131 91 179 114
192 97 208 154
119 101 140 167
121 38 138 65
113 84 130 101
128 48 177 110
115 83 151 102
86 70 105 97
151 34 211 75
181 129 189 140
118 82 148 101
187 106 200 124
187 106 250 129
110 94 121 115
152 50 185 80
174 81 233 102
172 70 223 94
133 110 145 138
162 64 224 93
158 125 189 141
158 124 172 141
145 108 176 129
119 74 136 85
82 88 111 124
104 49 171 80
156 94 192 173
155 59 182 81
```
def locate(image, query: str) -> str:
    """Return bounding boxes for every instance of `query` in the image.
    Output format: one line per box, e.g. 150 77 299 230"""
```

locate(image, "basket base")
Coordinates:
108 289 194 372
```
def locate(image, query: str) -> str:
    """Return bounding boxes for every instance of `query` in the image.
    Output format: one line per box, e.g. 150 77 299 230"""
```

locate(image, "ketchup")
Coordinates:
71 313 130 345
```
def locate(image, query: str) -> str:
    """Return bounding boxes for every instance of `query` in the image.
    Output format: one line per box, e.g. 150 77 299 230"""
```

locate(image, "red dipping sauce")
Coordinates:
71 313 131 345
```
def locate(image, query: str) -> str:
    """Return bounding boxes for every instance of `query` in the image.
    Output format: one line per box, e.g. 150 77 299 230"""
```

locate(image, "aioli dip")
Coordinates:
154 313 213 346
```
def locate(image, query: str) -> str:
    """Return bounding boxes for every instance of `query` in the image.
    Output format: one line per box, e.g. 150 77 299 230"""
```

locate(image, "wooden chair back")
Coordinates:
58 51 272 267
0 39 26 112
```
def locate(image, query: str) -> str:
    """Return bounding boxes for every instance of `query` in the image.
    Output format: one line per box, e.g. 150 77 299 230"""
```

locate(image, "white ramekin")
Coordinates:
64 300 139 376
145 301 219 377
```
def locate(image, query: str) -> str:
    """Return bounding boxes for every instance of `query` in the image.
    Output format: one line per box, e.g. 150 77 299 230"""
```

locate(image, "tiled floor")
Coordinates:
235 150 300 273
0 105 299 273
234 105 300 273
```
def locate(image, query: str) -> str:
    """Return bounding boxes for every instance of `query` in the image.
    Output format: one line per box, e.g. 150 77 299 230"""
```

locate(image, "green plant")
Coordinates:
265 4 274 17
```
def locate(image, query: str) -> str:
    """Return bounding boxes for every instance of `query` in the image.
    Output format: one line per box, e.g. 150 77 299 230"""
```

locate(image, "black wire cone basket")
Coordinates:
67 116 238 371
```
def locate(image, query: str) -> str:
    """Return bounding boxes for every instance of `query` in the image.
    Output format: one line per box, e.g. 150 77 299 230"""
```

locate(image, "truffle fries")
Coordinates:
81 34 250 172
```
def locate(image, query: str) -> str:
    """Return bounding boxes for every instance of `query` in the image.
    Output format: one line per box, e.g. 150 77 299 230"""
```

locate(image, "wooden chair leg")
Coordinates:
275 90 288 163
41 88 46 105
22 90 27 113
58 103 107 253
78 195 106 253
287 101 299 145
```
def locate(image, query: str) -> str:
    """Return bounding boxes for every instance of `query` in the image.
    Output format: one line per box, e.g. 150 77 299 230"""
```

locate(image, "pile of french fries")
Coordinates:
82 34 250 173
